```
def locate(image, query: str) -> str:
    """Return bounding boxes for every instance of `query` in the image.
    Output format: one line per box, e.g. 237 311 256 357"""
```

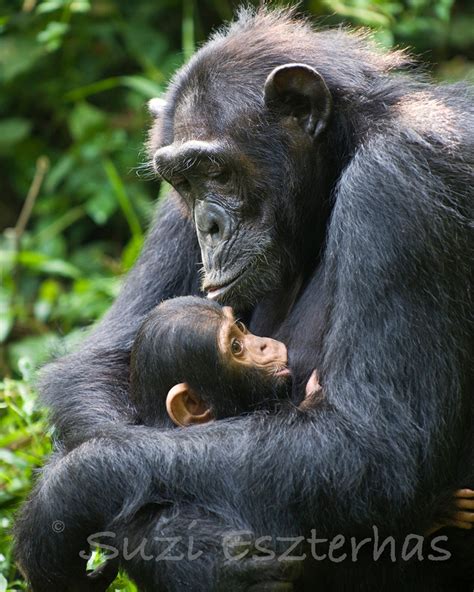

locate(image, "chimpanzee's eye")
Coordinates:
173 177 191 193
208 167 230 184
231 338 244 356
235 320 247 334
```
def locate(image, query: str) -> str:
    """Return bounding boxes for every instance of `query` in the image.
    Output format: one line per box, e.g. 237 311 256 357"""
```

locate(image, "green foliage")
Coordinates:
0 363 50 590
0 0 472 589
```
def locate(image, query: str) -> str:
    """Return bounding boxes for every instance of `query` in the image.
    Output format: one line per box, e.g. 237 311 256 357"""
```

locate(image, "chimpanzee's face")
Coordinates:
150 63 332 309
152 128 290 309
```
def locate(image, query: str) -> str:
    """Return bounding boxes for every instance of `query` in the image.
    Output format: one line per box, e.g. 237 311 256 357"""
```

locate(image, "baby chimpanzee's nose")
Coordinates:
247 335 288 366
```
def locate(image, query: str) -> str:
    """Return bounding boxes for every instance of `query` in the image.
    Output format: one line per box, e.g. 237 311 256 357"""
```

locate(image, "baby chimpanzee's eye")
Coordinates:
231 338 244 356
235 320 247 334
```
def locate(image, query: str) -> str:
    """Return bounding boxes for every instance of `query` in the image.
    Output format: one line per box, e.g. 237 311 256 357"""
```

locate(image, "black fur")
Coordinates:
14 7 473 592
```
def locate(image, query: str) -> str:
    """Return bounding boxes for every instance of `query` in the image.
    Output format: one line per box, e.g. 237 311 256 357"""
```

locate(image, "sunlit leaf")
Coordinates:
121 235 144 271
0 281 15 343
37 22 70 52
17 251 80 278
121 75 163 99
0 37 44 82
6 333 61 374
104 159 143 239
68 102 107 142
0 118 32 152
85 191 118 226
70 0 91 13
36 0 66 14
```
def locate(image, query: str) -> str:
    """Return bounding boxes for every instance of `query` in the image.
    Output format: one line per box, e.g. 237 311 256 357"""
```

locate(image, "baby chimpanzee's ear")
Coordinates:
166 384 214 427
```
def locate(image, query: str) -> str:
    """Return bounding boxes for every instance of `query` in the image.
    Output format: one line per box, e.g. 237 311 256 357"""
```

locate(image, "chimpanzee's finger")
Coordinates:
454 488 474 498
452 511 474 524
447 519 472 530
455 498 474 511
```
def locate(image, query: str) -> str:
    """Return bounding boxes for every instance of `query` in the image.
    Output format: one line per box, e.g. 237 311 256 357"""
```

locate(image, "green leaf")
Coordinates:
35 207 86 244
37 22 70 52
64 76 121 102
0 37 44 82
0 118 32 152
0 312 14 344
45 154 75 192
85 191 118 225
0 449 29 470
121 235 144 271
17 357 35 383
182 0 195 61
370 28 394 48
0 572 7 592
103 159 143 239
36 0 66 14
70 0 91 13
34 279 61 322
0 16 10 33
0 287 14 344
17 251 80 278
121 75 163 99
6 333 61 374
0 250 14 274
323 0 392 26
68 102 107 142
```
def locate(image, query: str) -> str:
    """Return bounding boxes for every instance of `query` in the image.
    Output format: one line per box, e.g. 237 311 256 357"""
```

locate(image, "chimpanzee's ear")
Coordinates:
263 63 332 138
166 383 213 427
148 97 167 117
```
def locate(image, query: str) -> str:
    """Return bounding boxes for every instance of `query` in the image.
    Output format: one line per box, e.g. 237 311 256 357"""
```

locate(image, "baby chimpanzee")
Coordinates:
130 296 297 428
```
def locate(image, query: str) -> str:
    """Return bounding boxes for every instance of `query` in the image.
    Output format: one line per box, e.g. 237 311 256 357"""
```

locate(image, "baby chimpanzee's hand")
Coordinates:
299 370 324 410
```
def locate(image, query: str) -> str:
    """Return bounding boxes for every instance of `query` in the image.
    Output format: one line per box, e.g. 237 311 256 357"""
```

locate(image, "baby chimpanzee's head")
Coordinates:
130 296 291 427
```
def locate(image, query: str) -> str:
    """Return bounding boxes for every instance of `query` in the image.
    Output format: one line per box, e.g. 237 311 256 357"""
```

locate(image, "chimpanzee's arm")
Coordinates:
14 357 465 592
39 192 202 448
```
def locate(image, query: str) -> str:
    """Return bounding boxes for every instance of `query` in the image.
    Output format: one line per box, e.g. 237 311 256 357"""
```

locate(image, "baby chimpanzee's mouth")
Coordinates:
274 367 292 378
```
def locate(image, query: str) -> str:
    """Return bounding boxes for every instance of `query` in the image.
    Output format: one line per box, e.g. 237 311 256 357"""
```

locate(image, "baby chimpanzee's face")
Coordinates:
217 306 291 384
163 299 292 428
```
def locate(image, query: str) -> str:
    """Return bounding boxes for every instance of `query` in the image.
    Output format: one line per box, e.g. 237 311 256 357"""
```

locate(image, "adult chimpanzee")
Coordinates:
14 6 474 592
130 296 293 427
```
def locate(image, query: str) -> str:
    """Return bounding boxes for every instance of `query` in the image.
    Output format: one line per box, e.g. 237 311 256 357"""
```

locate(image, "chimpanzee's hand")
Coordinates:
427 488 474 535
448 489 474 529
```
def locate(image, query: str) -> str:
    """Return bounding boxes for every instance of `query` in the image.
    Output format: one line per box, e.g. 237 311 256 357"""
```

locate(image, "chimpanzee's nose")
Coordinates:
194 201 232 248
258 337 288 365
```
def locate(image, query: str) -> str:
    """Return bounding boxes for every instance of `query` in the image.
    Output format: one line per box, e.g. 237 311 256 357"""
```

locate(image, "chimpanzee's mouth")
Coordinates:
204 265 250 300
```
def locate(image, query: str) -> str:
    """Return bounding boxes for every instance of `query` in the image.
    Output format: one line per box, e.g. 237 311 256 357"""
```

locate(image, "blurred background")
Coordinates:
0 0 473 589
